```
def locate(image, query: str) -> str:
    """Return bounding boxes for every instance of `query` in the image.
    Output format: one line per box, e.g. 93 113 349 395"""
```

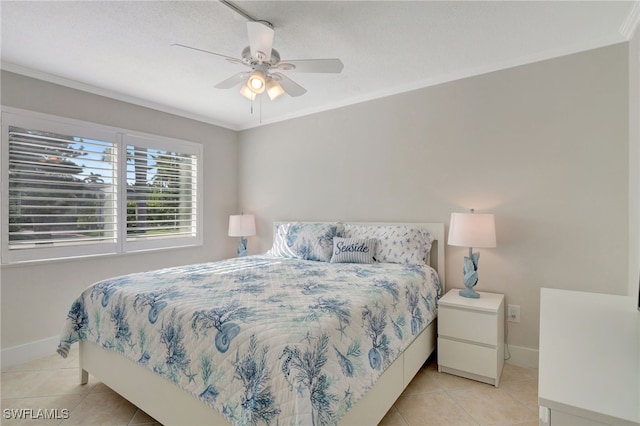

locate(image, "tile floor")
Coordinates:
1 347 539 426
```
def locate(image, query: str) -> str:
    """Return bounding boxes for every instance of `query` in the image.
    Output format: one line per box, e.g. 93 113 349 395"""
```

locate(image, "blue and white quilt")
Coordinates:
58 255 441 426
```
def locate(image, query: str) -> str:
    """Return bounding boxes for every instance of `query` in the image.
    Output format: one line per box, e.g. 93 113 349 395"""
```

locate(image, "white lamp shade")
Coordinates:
448 212 496 248
228 214 256 237
266 78 285 100
240 83 257 100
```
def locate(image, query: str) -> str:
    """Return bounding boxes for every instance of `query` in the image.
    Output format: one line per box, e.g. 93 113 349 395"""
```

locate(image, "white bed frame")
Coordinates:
79 222 445 425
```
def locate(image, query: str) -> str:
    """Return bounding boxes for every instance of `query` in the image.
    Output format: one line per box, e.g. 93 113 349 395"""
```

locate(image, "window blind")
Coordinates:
8 126 117 250
2 110 202 264
126 145 197 241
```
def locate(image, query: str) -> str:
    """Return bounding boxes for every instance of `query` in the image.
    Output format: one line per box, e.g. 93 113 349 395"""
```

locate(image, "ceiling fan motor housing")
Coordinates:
241 46 280 68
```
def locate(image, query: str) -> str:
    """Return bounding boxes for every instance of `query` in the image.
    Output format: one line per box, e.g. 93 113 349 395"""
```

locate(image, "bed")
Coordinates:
58 222 445 425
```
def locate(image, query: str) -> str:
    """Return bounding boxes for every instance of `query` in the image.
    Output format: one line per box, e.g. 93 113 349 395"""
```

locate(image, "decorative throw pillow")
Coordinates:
343 224 434 265
330 238 377 264
267 222 344 262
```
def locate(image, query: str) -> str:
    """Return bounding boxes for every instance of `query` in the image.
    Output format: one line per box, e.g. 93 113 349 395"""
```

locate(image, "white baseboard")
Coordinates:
505 344 539 369
1 336 59 370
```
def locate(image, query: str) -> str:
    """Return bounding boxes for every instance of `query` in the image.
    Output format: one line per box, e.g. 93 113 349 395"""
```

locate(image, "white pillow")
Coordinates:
343 224 434 265
267 222 344 262
330 238 377 264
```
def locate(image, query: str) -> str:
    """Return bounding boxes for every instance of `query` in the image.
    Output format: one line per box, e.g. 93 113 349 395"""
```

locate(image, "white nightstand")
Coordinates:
437 289 505 387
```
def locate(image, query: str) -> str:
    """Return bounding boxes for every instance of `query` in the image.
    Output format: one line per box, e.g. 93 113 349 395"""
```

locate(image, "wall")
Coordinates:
238 44 630 367
0 71 239 366
630 23 640 301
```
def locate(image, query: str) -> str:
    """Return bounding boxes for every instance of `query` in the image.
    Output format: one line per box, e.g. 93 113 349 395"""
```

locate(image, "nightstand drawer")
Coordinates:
438 337 497 378
438 306 497 346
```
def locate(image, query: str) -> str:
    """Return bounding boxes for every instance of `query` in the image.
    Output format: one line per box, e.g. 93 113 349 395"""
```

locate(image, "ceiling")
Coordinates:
1 1 639 131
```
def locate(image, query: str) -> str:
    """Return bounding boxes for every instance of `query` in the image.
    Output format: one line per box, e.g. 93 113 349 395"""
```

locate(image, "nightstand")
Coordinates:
437 289 505 387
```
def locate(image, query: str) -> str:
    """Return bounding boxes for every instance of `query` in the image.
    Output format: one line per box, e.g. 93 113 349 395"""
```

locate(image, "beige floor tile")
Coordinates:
2 371 49 400
88 381 114 394
32 368 98 398
448 386 538 426
1 347 540 426
59 388 137 425
129 408 161 425
501 363 538 383
2 363 96 400
500 379 539 412
402 368 444 395
395 391 477 426
378 405 409 426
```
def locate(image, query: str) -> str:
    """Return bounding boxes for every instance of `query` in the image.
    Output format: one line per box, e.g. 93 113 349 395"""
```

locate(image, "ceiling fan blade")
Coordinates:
272 72 307 97
172 43 246 66
247 21 274 62
214 72 251 89
276 58 344 73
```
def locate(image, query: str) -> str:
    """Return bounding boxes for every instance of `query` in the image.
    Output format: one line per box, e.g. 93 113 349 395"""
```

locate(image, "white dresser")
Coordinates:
437 289 505 386
538 288 640 426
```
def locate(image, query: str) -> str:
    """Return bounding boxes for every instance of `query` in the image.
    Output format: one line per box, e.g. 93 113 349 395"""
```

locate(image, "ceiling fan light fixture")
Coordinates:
240 83 257 100
247 71 266 94
266 78 285 100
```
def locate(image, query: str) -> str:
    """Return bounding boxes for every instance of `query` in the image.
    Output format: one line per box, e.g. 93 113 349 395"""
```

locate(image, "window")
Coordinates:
1 109 202 264
124 134 199 252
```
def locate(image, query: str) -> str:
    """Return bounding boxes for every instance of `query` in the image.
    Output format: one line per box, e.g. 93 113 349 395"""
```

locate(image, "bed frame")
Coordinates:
79 222 445 425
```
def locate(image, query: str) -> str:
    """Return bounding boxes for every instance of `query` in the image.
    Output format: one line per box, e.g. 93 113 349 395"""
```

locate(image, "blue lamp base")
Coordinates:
459 252 481 299
237 237 248 257
459 287 480 299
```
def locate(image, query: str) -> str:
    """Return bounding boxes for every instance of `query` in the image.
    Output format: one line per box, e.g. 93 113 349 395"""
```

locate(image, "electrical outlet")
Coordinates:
507 304 521 323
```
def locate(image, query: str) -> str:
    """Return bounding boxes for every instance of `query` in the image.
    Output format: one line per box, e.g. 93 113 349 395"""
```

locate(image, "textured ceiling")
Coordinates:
1 1 639 130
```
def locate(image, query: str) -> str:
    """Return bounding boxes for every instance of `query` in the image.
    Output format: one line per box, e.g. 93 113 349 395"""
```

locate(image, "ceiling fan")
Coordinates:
173 21 344 101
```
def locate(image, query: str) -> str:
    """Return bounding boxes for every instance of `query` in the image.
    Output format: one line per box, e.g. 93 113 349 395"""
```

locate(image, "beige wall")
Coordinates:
0 71 239 353
238 44 630 363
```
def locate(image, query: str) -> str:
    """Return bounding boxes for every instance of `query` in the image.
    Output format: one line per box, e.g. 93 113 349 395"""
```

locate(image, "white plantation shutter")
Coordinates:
125 142 198 247
4 118 119 262
2 110 202 264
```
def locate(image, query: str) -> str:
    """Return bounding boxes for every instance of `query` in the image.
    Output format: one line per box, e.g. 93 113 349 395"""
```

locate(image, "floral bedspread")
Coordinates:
58 255 441 426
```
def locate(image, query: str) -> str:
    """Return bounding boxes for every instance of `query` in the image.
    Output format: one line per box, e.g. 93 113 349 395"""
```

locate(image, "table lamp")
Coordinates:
448 209 496 298
228 214 256 257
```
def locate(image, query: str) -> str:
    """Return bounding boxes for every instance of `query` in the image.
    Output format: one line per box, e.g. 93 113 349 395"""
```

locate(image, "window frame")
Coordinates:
1 108 203 265
122 132 202 254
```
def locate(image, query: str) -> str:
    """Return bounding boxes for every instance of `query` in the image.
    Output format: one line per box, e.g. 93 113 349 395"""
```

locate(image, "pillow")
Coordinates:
330 238 377 264
343 224 434 265
267 222 344 262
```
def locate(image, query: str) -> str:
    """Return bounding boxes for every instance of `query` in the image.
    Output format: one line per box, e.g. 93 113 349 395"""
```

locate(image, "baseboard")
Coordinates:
1 336 59 370
505 344 539 369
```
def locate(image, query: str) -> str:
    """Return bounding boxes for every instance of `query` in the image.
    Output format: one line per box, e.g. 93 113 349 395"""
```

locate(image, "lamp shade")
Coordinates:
228 214 256 237
266 78 285 100
448 212 496 248
240 83 257 100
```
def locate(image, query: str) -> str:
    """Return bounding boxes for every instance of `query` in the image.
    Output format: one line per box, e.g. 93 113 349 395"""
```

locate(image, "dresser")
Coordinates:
437 289 505 386
538 288 640 426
